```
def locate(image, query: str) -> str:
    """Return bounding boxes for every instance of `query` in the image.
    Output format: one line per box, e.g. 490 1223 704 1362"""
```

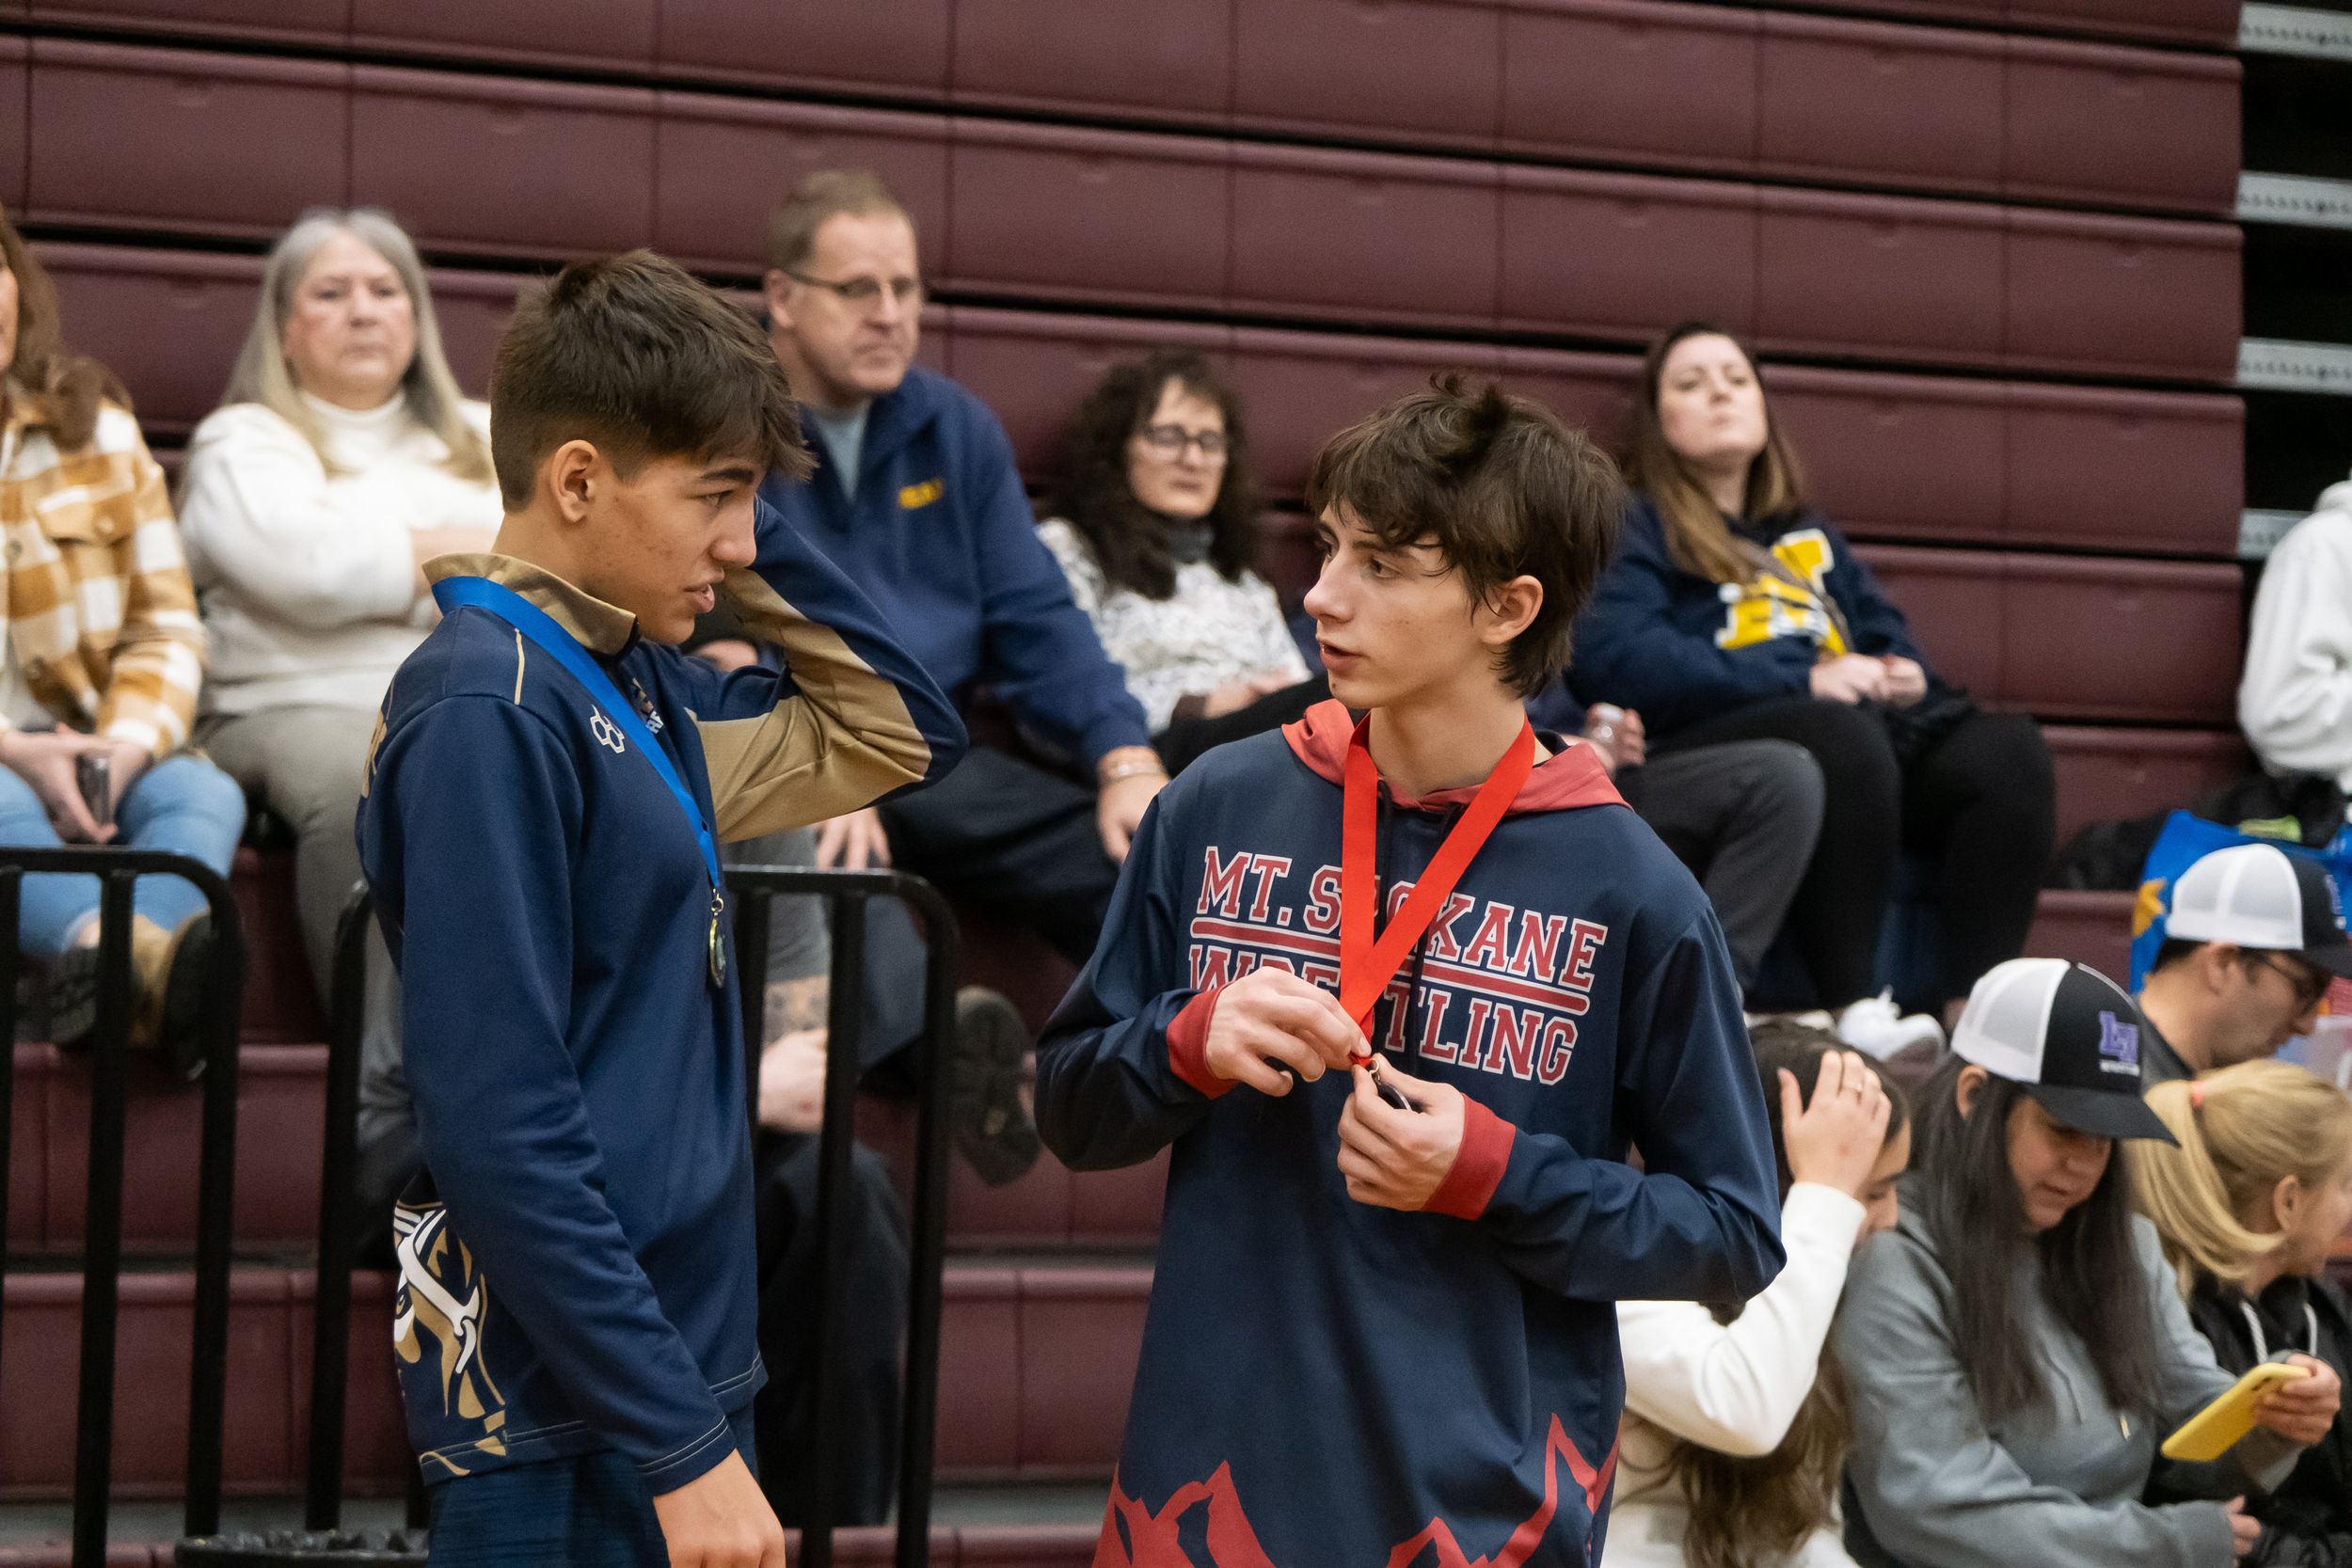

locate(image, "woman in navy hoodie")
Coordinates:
1573 323 2054 1032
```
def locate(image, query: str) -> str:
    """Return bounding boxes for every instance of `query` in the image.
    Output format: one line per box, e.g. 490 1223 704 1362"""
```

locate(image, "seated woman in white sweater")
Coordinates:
177 208 499 1243
1612 1022 1909 1568
1035 349 1322 776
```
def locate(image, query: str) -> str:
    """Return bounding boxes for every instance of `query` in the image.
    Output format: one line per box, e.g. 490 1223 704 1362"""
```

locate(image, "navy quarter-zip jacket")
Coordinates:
1035 701 1785 1568
357 500 963 1491
756 365 1151 768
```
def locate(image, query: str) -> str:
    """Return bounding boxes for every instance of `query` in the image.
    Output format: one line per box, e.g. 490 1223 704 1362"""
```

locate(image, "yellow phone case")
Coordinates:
2160 1362 2309 1462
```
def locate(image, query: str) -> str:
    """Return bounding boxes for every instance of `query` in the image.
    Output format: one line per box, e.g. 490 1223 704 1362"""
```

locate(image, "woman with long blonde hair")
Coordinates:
1572 322 2055 1048
177 207 501 1252
2136 1062 2352 1564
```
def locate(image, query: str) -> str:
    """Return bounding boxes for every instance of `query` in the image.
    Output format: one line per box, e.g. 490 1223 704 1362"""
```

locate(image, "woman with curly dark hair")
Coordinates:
1037 349 1321 775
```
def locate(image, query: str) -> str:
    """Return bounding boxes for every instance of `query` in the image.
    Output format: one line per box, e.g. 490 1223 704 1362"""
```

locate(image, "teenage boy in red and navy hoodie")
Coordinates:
1037 379 1784 1568
358 253 963 1566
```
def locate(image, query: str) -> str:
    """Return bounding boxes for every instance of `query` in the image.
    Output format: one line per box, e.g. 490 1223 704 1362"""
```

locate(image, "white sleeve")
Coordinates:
2240 511 2352 788
1035 518 1104 618
1244 572 1311 684
1616 1182 1865 1456
178 406 420 631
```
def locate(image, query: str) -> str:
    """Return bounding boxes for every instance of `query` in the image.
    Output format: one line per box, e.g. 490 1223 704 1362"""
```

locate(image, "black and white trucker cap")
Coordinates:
1949 958 2176 1144
2166 842 2352 980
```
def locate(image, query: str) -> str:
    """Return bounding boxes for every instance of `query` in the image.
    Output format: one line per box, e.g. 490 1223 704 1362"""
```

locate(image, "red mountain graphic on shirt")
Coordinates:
1092 1416 1617 1568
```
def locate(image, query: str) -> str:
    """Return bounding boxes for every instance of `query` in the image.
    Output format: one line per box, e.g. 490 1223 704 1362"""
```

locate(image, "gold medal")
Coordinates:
708 891 727 990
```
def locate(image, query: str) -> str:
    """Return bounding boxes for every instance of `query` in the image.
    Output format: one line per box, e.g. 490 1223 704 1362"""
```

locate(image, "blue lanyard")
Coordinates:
432 575 728 984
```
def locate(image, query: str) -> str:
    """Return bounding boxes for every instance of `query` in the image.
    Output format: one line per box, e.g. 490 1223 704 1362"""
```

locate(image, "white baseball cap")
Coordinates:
1950 958 2175 1143
2165 842 2352 979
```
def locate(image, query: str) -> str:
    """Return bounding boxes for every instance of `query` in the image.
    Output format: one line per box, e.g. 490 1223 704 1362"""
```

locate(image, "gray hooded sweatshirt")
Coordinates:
1835 1200 2299 1568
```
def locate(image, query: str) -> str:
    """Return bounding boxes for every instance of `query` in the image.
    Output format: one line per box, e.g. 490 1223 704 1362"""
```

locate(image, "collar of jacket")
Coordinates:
425 552 639 657
1280 698 1624 816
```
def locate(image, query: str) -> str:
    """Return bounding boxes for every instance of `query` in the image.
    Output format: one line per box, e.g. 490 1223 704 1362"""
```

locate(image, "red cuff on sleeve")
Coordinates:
1167 987 1235 1099
1423 1097 1515 1219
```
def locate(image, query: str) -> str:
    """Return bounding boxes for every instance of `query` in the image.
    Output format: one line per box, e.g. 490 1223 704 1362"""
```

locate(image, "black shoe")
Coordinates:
947 987 1041 1187
48 911 213 1081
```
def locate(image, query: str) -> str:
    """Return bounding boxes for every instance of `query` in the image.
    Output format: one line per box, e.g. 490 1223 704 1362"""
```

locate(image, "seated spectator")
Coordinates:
1573 323 2055 1045
1613 1022 1907 1568
2135 1061 2352 1565
177 209 499 1243
743 170 1160 960
1836 958 2339 1568
741 827 909 1529
1524 691 1823 1004
2242 473 2352 790
2137 843 2352 1086
0 205 240 1063
1035 349 1323 775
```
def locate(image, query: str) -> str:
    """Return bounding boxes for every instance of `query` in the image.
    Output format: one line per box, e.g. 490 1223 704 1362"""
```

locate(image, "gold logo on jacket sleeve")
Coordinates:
898 478 945 510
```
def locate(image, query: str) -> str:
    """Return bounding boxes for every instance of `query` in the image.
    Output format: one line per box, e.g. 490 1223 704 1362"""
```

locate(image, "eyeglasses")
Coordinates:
785 270 924 309
2247 951 2332 1011
1137 423 1229 462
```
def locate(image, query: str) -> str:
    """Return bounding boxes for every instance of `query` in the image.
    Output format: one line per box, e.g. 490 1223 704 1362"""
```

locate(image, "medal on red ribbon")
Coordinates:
1339 716 1535 1098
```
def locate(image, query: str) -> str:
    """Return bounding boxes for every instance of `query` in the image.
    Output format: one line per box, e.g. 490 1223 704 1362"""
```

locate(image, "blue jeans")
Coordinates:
425 1406 758 1567
0 753 246 958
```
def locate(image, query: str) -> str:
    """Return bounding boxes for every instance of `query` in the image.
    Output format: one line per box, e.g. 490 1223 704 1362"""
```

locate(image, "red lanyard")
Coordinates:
1339 716 1535 1060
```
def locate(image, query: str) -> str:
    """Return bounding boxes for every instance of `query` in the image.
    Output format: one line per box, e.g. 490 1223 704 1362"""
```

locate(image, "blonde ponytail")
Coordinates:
2130 1063 2352 1294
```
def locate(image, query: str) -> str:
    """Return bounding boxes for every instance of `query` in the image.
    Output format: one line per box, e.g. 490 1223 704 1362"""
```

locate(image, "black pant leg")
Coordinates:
1152 675 1331 776
752 1132 908 1528
1617 739 1825 992
1899 709 2056 1005
877 745 1116 966
1657 698 1902 1007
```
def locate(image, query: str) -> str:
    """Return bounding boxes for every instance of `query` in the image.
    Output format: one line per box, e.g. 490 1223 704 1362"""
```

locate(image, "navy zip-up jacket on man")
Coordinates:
1036 702 1784 1568
357 501 963 1492
1571 494 1933 738
755 364 1151 767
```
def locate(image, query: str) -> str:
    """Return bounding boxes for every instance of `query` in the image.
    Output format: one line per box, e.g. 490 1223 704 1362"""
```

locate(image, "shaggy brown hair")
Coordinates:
1305 374 1620 697
0 202 128 451
1624 321 1811 585
1043 349 1261 600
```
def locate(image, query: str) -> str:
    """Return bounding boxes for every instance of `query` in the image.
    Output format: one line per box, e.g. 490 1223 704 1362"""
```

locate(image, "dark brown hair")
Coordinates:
1654 1024 1908 1568
1043 349 1261 600
489 250 811 508
0 202 129 451
767 169 911 277
1911 1054 2168 1424
1305 374 1621 696
1625 321 1810 586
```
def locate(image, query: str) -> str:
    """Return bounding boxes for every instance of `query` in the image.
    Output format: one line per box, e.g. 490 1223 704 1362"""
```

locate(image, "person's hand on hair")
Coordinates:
2222 1497 2262 1560
1779 1051 1893 1199
1200 967 1359 1096
813 806 891 871
1810 655 1892 705
1336 1062 1468 1212
651 1449 787 1567
1879 657 1930 708
2253 1354 2342 1446
0 729 117 844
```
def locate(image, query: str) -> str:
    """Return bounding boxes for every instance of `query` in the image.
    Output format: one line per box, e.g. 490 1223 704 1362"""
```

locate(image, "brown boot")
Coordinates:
51 911 214 1077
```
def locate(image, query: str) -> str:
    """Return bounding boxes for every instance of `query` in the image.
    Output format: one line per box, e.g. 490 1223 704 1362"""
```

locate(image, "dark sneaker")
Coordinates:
49 911 213 1080
947 986 1041 1187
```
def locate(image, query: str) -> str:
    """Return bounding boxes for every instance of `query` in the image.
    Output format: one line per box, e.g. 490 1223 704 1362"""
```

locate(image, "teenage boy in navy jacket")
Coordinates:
1037 379 1785 1568
358 252 963 1566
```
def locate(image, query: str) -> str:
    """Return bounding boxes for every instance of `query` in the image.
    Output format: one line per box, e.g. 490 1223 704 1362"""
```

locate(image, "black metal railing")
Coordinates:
0 847 246 1568
299 868 959 1568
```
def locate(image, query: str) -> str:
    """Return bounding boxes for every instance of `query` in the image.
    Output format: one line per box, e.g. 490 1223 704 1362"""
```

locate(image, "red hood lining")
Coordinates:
1279 699 1624 815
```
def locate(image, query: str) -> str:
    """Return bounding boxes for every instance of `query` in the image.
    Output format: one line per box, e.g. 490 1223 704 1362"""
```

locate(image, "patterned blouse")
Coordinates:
1038 516 1309 734
0 389 205 754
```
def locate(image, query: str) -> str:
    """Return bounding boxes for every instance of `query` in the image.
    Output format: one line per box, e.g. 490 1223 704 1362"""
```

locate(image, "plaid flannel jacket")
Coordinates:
0 390 206 753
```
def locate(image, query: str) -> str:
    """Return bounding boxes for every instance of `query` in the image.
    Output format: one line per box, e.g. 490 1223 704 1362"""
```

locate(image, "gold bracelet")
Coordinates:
1099 758 1167 786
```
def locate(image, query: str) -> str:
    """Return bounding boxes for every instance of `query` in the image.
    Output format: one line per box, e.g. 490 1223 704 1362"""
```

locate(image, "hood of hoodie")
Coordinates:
2321 477 2352 518
1281 698 1624 815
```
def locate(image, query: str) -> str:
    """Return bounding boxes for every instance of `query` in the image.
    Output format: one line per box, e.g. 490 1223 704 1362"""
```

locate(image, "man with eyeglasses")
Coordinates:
707 169 1164 1178
2136 841 2352 1085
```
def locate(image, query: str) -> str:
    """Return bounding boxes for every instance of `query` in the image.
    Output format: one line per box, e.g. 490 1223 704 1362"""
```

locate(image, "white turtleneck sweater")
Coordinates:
179 392 501 715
